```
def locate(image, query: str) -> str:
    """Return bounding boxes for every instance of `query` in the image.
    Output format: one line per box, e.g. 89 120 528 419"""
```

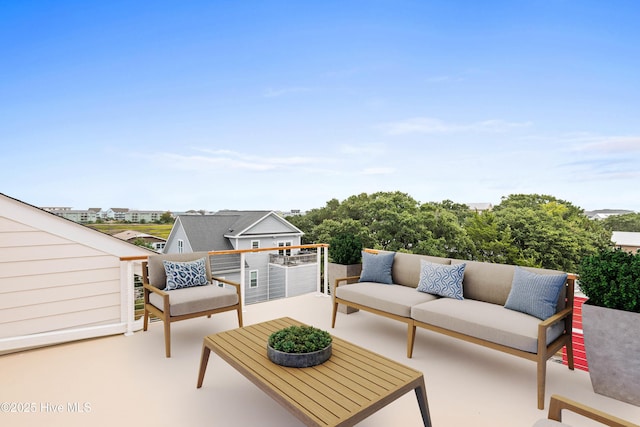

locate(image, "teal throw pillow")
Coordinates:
163 257 209 290
417 260 466 300
359 251 395 284
504 267 567 320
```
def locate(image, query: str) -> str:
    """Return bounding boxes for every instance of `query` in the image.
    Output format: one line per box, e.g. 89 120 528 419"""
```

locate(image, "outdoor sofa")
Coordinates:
331 249 575 409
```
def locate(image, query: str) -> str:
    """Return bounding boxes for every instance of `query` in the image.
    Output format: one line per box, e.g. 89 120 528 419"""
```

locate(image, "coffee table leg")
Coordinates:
414 378 432 427
196 342 211 388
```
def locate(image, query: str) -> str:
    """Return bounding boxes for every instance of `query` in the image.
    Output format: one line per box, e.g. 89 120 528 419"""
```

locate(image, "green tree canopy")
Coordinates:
290 191 612 272
601 213 640 232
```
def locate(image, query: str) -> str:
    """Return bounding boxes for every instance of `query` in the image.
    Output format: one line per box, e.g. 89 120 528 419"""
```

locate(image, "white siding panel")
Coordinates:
0 217 37 232
0 231 71 247
0 306 121 339
0 256 118 278
0 244 106 263
0 293 121 325
0 268 119 293
0 280 118 310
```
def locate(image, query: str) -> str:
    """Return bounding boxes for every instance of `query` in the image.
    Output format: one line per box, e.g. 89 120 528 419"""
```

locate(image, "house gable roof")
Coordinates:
0 193 154 257
171 210 303 252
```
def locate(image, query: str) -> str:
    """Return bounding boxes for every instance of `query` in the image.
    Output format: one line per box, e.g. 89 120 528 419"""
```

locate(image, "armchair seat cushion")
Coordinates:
336 282 438 317
149 284 239 317
411 298 565 353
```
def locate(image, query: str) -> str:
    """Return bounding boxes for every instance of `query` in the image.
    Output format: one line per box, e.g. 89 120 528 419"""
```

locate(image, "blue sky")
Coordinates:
2 1 639 213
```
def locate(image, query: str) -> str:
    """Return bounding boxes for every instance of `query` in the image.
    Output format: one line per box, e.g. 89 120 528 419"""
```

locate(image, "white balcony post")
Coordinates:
316 247 322 293
120 260 135 336
323 246 329 296
240 252 246 310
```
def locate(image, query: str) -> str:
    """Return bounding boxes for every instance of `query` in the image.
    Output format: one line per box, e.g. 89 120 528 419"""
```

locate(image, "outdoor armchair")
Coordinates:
142 251 243 357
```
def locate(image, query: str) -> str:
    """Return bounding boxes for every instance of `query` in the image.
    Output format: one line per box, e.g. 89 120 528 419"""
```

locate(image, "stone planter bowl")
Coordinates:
267 343 332 368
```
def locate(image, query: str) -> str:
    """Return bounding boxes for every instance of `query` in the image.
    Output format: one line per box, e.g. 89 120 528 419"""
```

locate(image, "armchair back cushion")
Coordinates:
147 252 212 290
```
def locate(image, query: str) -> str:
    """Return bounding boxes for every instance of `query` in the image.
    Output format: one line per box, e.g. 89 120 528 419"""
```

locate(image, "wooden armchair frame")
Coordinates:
546 395 639 427
141 253 243 357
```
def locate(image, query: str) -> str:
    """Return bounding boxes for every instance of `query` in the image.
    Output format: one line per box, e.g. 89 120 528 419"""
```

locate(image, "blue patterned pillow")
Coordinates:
163 257 209 291
358 251 395 284
504 267 567 320
417 260 466 300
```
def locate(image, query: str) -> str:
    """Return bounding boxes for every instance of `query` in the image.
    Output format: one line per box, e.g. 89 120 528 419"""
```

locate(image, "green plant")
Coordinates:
578 248 640 313
268 325 332 353
329 233 362 265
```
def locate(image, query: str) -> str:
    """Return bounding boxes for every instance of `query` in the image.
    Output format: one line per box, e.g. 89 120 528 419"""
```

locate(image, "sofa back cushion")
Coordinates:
450 259 568 310
147 251 212 289
391 251 451 288
451 259 516 305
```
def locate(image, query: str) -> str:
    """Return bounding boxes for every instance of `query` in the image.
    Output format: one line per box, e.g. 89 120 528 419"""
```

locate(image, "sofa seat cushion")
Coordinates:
149 285 239 317
411 298 565 353
336 282 439 318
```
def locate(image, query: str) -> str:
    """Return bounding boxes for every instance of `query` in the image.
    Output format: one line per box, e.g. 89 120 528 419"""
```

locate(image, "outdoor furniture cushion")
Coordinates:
417 260 466 300
359 251 395 284
149 284 239 317
411 298 564 353
505 267 568 320
391 251 451 287
336 282 438 317
163 257 209 290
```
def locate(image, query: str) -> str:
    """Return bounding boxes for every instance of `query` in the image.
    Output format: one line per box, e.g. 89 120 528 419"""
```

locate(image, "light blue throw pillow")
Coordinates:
504 267 567 320
358 251 395 284
163 257 209 290
417 260 466 300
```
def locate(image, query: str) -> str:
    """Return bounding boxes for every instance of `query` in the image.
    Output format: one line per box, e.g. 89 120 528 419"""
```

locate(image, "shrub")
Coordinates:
578 248 640 313
329 233 362 265
268 326 332 353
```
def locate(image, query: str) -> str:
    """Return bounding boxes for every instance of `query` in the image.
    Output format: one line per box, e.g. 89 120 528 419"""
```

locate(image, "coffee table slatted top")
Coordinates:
197 317 431 427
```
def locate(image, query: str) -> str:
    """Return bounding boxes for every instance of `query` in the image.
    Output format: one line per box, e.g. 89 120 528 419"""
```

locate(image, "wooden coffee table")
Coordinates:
197 317 432 427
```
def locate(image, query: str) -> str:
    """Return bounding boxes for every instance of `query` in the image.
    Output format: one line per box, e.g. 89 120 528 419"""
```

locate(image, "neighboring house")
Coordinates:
41 207 99 223
585 209 635 220
112 230 166 253
0 193 154 354
164 210 310 304
467 203 493 213
612 231 640 253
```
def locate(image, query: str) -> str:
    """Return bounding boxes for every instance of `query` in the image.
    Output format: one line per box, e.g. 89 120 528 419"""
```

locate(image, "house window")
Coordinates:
177 239 184 253
251 240 260 249
249 270 258 288
278 241 292 256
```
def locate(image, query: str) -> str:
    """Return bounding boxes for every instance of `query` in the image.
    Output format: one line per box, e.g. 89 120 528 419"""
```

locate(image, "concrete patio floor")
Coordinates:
1 293 638 427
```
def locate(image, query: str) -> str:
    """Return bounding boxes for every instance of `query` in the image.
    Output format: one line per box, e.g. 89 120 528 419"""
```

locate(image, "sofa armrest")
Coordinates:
539 306 572 329
547 395 639 427
334 276 361 290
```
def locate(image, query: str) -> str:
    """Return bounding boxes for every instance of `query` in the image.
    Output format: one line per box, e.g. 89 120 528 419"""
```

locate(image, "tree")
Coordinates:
159 211 174 224
601 213 640 232
492 194 611 271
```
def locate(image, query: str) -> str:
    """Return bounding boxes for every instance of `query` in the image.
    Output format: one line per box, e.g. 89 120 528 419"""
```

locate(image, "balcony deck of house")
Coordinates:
2 292 639 427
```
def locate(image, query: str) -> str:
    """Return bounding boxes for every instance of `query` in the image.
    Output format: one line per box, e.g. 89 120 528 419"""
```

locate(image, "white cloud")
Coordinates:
576 136 640 153
360 167 395 175
381 117 532 135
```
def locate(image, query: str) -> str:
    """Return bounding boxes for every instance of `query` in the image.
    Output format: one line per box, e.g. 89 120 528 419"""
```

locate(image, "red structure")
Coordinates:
563 296 589 371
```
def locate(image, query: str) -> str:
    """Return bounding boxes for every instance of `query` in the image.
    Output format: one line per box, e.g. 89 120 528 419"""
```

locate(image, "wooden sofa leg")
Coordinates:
407 324 416 358
537 358 546 410
565 341 575 371
143 308 149 331
164 320 171 358
331 301 338 328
